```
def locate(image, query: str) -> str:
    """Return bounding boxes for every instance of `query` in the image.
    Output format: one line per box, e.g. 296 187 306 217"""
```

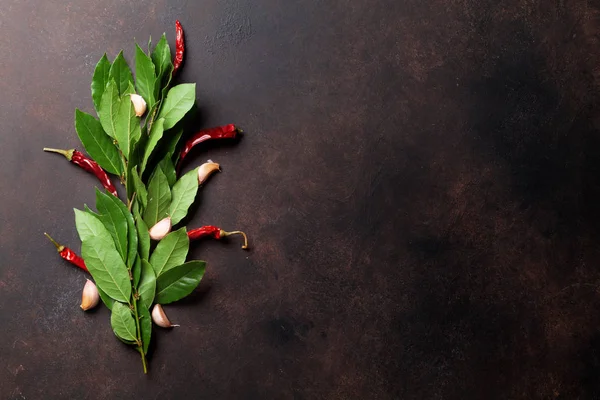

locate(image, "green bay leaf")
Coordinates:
149 227 189 277
160 64 174 102
155 261 206 304
139 304 152 355
131 168 148 210
74 208 111 243
143 168 171 227
81 236 131 303
75 109 122 175
151 33 173 105
138 260 156 309
135 44 157 108
132 255 142 288
98 79 120 140
95 189 128 262
140 114 179 180
97 285 115 310
111 302 137 342
158 155 177 188
167 129 184 165
140 118 165 175
151 34 172 91
103 191 138 268
131 197 140 220
169 167 199 225
83 204 100 218
157 83 196 130
115 94 141 159
125 81 136 96
109 51 134 95
135 210 150 261
127 137 144 201
91 54 111 113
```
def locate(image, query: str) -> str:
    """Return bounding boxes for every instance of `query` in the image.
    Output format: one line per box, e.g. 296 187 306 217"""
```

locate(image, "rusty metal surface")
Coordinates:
1 0 600 398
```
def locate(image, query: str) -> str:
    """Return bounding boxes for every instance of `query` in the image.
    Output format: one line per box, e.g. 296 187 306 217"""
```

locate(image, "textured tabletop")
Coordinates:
1 0 600 399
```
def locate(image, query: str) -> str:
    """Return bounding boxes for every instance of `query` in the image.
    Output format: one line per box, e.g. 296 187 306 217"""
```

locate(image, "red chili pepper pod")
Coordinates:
172 20 185 76
177 125 241 169
43 148 118 197
44 232 88 272
187 225 249 249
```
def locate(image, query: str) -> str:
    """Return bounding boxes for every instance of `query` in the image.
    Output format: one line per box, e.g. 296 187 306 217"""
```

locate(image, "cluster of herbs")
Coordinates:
43 22 247 374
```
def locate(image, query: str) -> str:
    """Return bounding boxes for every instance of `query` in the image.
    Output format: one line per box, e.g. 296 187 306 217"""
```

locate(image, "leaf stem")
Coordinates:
128 193 137 212
119 148 128 186
138 346 148 374
144 100 161 135
132 294 147 373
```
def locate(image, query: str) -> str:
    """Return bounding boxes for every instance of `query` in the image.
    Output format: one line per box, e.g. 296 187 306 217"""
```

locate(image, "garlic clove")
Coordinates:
149 217 172 240
152 304 180 328
80 279 100 311
130 94 147 117
197 160 221 185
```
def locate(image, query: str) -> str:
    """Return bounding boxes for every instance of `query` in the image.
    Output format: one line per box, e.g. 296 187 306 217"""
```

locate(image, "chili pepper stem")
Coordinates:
43 232 65 252
43 147 74 160
220 230 249 249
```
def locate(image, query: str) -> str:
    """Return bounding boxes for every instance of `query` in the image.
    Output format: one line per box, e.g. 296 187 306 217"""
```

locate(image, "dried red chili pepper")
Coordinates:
44 233 88 272
172 20 185 76
187 226 249 249
43 148 118 197
177 125 241 169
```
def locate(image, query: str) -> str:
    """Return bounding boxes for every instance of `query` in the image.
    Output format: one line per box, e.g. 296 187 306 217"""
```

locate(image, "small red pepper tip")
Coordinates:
43 147 74 161
44 232 65 252
220 230 249 250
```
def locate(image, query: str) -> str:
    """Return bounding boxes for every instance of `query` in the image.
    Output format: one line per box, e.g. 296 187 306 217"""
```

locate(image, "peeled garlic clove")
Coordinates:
130 94 147 117
80 279 100 311
152 304 179 328
149 217 172 240
197 160 221 185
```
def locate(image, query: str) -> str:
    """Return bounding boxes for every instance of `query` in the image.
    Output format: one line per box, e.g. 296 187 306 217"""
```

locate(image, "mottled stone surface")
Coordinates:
2 0 600 398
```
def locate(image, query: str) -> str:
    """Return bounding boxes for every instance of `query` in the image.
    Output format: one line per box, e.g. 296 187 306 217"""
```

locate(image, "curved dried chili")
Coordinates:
177 124 241 169
43 148 118 197
44 233 88 272
172 20 185 76
187 225 249 249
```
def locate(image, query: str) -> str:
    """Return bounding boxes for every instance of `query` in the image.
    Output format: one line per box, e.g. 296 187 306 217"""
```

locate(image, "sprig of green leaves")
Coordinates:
74 33 207 374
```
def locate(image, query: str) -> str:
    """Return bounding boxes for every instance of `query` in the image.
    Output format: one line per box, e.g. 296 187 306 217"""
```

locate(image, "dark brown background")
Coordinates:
1 0 600 399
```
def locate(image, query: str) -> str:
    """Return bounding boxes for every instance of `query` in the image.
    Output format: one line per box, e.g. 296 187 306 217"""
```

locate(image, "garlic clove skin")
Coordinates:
130 94 147 117
152 304 180 328
149 217 172 241
197 160 221 185
80 279 100 311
